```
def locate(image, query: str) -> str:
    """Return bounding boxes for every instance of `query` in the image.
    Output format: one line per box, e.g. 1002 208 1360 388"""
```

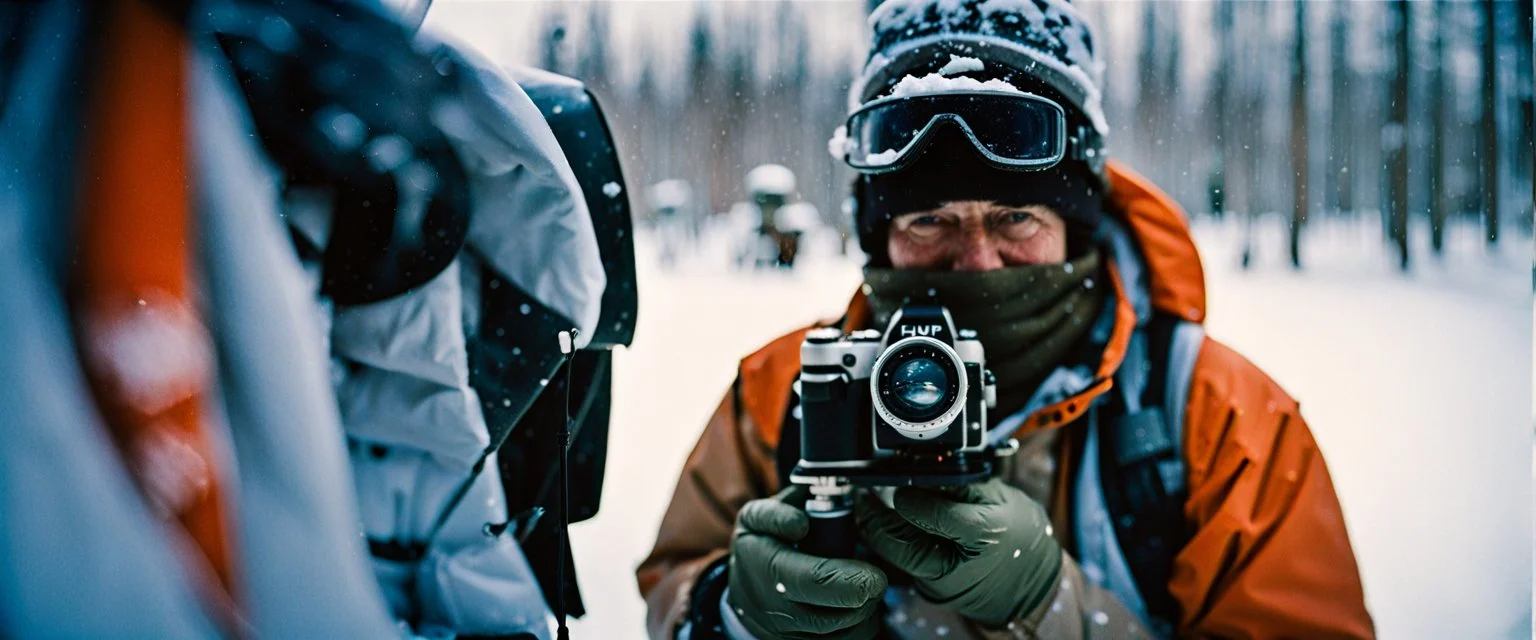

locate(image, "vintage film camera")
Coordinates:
790 305 1016 557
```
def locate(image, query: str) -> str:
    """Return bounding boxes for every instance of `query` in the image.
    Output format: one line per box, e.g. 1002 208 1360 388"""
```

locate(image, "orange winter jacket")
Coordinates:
637 162 1374 639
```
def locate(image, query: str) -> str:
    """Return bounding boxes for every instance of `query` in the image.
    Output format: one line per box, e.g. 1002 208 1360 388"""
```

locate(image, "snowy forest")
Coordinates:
416 3 1536 637
433 0 1534 271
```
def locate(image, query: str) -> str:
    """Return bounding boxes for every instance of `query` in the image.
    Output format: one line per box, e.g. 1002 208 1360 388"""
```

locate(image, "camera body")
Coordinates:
795 306 997 485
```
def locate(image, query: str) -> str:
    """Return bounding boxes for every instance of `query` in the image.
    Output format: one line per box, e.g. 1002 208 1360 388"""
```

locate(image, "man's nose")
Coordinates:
951 228 1005 272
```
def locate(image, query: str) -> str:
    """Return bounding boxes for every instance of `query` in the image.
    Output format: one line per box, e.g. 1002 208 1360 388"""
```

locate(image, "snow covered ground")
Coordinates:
566 215 1533 639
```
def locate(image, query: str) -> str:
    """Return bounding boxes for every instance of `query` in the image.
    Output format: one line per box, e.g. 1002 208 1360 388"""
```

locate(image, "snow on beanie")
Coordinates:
842 0 1110 264
852 0 1108 142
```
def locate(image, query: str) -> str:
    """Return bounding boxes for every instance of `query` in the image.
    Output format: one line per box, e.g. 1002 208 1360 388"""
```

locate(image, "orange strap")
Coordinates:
73 0 241 622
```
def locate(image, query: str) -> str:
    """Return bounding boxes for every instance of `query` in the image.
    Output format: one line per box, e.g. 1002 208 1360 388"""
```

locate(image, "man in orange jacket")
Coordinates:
638 1 1374 638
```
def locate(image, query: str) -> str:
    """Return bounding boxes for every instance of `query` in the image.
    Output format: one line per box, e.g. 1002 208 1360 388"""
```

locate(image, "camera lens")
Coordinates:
871 337 966 435
891 358 947 412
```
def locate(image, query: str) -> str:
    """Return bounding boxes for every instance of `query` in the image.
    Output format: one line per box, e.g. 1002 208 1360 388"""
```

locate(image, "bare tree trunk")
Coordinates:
1137 0 1160 176
1219 0 1255 269
1518 0 1534 234
1211 0 1234 220
1430 0 1448 256
1238 1 1263 269
1289 0 1309 269
1388 0 1411 271
1481 0 1500 247
1329 1 1354 216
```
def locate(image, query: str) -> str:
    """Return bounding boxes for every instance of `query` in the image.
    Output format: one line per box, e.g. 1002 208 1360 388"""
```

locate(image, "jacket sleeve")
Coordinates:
637 381 781 639
1170 338 1374 639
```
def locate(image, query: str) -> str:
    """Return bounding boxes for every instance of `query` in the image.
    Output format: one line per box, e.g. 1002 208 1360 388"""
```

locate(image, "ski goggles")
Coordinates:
842 90 1100 174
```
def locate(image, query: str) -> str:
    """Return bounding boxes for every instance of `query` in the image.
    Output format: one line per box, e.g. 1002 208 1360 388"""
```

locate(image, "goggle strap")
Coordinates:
1068 125 1101 162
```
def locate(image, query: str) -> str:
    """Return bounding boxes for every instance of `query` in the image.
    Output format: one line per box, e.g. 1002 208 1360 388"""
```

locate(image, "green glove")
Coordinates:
855 478 1062 627
727 487 888 639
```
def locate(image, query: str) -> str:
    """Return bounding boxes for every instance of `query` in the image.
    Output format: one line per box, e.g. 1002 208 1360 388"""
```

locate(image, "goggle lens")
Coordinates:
844 91 1068 173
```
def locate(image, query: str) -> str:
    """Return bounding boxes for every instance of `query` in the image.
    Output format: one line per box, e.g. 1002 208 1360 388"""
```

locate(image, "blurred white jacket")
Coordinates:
286 34 607 639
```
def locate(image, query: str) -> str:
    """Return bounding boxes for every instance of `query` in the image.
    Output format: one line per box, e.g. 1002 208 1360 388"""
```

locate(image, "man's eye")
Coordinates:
995 210 1043 240
898 213 947 240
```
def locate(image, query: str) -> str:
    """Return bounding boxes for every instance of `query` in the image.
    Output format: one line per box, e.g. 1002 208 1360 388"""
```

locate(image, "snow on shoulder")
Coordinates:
746 164 796 196
646 179 692 210
774 202 821 232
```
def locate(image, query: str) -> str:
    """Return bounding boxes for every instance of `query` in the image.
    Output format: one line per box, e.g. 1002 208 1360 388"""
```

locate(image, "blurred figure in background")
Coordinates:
745 164 796 269
737 163 818 269
726 199 762 270
648 179 695 268
637 0 1373 638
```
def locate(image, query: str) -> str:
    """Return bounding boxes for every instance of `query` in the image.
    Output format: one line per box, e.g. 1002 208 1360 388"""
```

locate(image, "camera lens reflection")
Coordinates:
891 357 947 412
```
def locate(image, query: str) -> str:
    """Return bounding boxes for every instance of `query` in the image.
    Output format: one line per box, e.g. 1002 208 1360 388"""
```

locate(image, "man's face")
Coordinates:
886 201 1068 271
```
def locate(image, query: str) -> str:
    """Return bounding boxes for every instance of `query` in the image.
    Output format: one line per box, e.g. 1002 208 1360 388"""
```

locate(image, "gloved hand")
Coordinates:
855 478 1062 627
726 487 888 639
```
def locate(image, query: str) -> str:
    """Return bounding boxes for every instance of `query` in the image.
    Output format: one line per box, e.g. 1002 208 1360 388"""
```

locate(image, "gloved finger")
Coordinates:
765 545 888 607
855 490 960 580
733 530 885 607
737 494 811 542
731 592 880 639
891 486 1005 548
788 596 885 636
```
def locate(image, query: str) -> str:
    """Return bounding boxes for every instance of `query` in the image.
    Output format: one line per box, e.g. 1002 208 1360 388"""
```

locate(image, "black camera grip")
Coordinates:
800 510 857 559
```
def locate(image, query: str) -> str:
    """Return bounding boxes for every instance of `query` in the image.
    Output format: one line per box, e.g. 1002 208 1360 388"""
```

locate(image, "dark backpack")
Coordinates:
1093 312 1202 635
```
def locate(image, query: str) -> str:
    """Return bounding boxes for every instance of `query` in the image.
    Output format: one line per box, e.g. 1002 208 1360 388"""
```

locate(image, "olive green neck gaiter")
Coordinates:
863 249 1107 423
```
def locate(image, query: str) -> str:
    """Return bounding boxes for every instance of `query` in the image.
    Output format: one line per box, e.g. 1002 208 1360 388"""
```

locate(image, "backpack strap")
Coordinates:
1097 313 1204 635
